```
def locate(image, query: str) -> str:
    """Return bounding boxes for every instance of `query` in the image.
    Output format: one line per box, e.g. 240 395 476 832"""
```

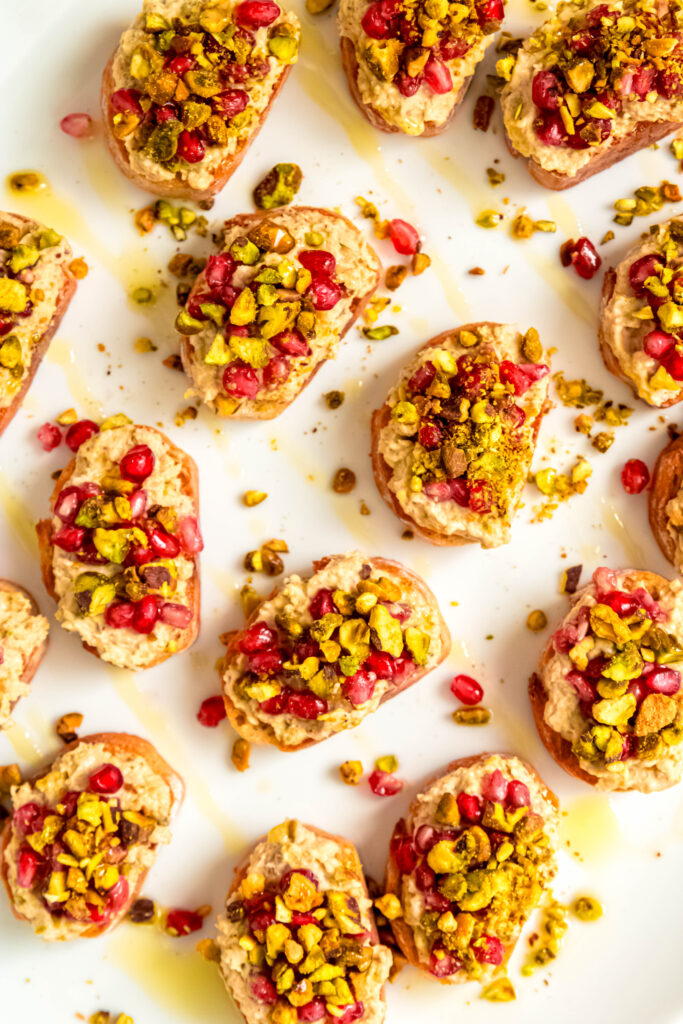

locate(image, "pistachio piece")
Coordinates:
253 163 303 210
339 760 363 785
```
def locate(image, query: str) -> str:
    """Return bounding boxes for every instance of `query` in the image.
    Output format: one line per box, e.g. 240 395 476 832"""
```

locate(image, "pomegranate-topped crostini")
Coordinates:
36 423 202 670
600 216 683 406
220 552 450 750
216 819 393 1023
178 207 381 419
1 733 183 940
649 434 683 570
338 0 504 136
530 568 683 791
501 0 683 190
371 323 551 547
101 0 300 201
384 754 559 983
0 581 49 731
0 213 76 436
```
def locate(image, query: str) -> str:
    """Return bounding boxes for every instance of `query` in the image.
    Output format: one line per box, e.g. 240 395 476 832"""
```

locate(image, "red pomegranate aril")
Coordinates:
414 824 436 852
250 975 278 1004
271 329 311 356
105 601 136 629
389 218 420 255
132 595 159 634
89 763 123 795
298 250 336 276
177 515 204 554
423 56 452 95
561 237 602 280
263 355 290 385
662 347 683 381
396 71 422 97
364 649 397 678
482 769 507 803
415 862 436 891
468 479 493 514
307 277 342 310
309 588 336 619
120 444 155 482
214 89 249 118
429 949 462 977
110 88 142 114
260 691 289 714
60 112 93 138
177 130 205 164
620 733 636 760
335 1004 364 1024
627 679 648 705
148 526 181 558
17 847 42 888
368 769 404 796
628 253 664 296
477 0 503 24
532 70 562 111
52 524 85 552
361 0 395 37
128 545 154 567
450 478 470 507
297 999 327 1022
534 111 566 145
205 252 236 289
644 667 681 695
567 669 595 703
37 422 63 451
286 691 328 719
343 669 377 706
13 802 46 835
506 780 531 808
601 590 640 617
240 621 278 654
392 834 418 873
474 934 505 965
249 648 284 675
457 792 482 822
621 459 650 495
165 54 196 75
128 489 148 518
235 0 280 27
197 695 227 727
499 360 549 396
160 602 192 628
224 361 261 398
644 328 674 359
418 420 443 450
280 868 319 891
408 361 436 393
166 908 204 936
155 104 179 123
450 673 483 705
65 419 99 451
54 486 83 523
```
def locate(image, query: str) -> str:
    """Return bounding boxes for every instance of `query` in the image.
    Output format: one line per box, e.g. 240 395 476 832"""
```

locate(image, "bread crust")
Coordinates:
0 215 76 437
384 752 559 980
530 569 674 790
35 426 200 670
220 554 451 750
649 434 683 567
0 731 184 938
339 36 472 136
180 207 381 420
370 323 551 546
504 117 679 191
222 822 385 1022
100 43 294 202
0 580 48 725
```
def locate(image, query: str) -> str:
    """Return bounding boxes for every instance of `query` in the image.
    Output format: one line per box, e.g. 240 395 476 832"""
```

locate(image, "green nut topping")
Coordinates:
253 163 303 210
0 278 28 313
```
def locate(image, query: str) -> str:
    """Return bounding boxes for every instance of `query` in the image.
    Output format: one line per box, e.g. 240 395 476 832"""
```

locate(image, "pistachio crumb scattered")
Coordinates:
486 167 505 187
473 95 494 131
572 896 603 921
56 407 78 426
476 210 502 230
324 390 345 409
359 500 371 516
134 336 157 353
332 468 356 494
411 252 431 275
253 163 302 210
375 754 398 773
197 937 221 962
231 738 250 772
468 266 485 275
55 712 83 744
521 899 568 975
452 707 491 726
481 978 516 1002
174 406 197 426
68 257 89 279
560 565 582 595
339 760 363 785
128 897 155 923
243 490 268 507
591 430 614 453
526 610 548 632
240 584 261 617
385 265 408 290
363 324 399 340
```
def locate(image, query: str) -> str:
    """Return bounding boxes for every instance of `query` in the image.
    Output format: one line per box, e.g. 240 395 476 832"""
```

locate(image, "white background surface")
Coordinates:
1 1 683 1022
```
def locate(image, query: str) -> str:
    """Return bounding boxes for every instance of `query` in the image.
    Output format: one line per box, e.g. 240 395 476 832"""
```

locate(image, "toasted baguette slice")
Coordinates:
0 213 76 435
600 217 683 406
100 0 300 202
371 323 551 547
179 206 381 419
220 551 450 750
36 423 201 670
500 0 683 190
0 580 49 731
215 819 392 1023
338 0 501 136
649 433 683 568
531 567 683 792
1 732 183 940
384 753 559 983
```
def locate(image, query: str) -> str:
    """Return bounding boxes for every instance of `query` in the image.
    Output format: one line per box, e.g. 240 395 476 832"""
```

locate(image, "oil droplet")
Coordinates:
0 472 38 553
560 794 621 861
7 170 48 195
46 337 104 420
3 723 43 767
600 498 646 567
107 926 236 1023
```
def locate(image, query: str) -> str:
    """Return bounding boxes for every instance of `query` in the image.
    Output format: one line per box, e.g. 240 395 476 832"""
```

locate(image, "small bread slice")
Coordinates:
215 818 392 1022
36 423 201 670
220 551 450 750
384 753 559 983
179 206 381 419
500 0 683 191
0 580 49 731
101 0 300 202
0 213 76 436
530 567 683 792
649 433 683 568
1 732 183 940
371 323 551 547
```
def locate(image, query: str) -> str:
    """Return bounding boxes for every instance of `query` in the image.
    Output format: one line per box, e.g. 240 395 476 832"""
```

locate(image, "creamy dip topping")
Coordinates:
0 585 49 730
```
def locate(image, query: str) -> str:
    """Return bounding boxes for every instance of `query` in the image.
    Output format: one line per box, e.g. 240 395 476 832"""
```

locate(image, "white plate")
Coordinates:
2 1 683 1022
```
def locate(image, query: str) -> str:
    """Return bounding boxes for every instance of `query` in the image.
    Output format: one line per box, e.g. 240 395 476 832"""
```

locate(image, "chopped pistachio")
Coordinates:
363 324 399 340
526 609 548 632
231 738 251 772
243 490 268 507
572 896 603 921
332 468 356 494
476 210 502 229
324 390 344 410
452 707 491 726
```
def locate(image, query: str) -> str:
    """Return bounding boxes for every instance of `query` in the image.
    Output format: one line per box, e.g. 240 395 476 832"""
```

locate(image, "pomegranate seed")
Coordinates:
468 479 493 514
287 691 328 719
364 649 397 677
297 999 327 1022
473 934 505 965
482 769 507 803
177 130 205 164
54 485 83 522
343 668 377 705
396 71 422 96
307 277 342 310
532 70 562 111
450 674 483 705
156 104 179 123
205 252 236 288
159 602 193 628
476 0 503 25
37 422 62 451
658 69 683 98
250 975 277 1004
60 113 93 138
240 622 278 653
234 0 281 27
105 601 136 629
177 515 204 554
214 90 249 118
560 237 602 280
499 360 549 396
621 459 649 494
661 347 683 381
13 802 47 835
148 526 181 558
128 545 153 567
361 0 396 37
17 847 42 888
629 253 665 296
418 420 443 450
132 595 159 634
416 863 436 891
644 328 674 359
457 792 482 822
165 55 196 75
335 1004 364 1024
298 250 336 276
89 763 123 794
197 695 227 727
408 361 436 393
368 769 404 796
534 111 567 145
249 648 284 675
600 590 640 617
628 679 648 705
423 56 452 95
309 588 336 619
506 780 531 808
644 667 681 695
166 908 204 936
586 3 611 26
389 218 419 255
271 329 311 356
391 833 418 873
414 824 437 852
120 444 155 482
65 419 99 451
128 489 148 518
260 691 289 714
110 88 142 115
263 354 290 385
567 669 596 703
52 524 85 552
429 949 462 977
620 734 636 760
224 361 261 398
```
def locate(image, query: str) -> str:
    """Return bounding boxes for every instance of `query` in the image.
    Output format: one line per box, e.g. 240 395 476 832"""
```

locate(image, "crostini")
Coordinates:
0 213 76 436
0 581 49 731
215 818 393 1023
383 753 559 982
1 732 183 940
338 0 504 136
500 0 683 190
600 216 683 406
649 433 683 569
36 422 202 670
178 207 381 419
101 0 300 201
370 323 550 547
220 551 450 750
530 567 683 791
